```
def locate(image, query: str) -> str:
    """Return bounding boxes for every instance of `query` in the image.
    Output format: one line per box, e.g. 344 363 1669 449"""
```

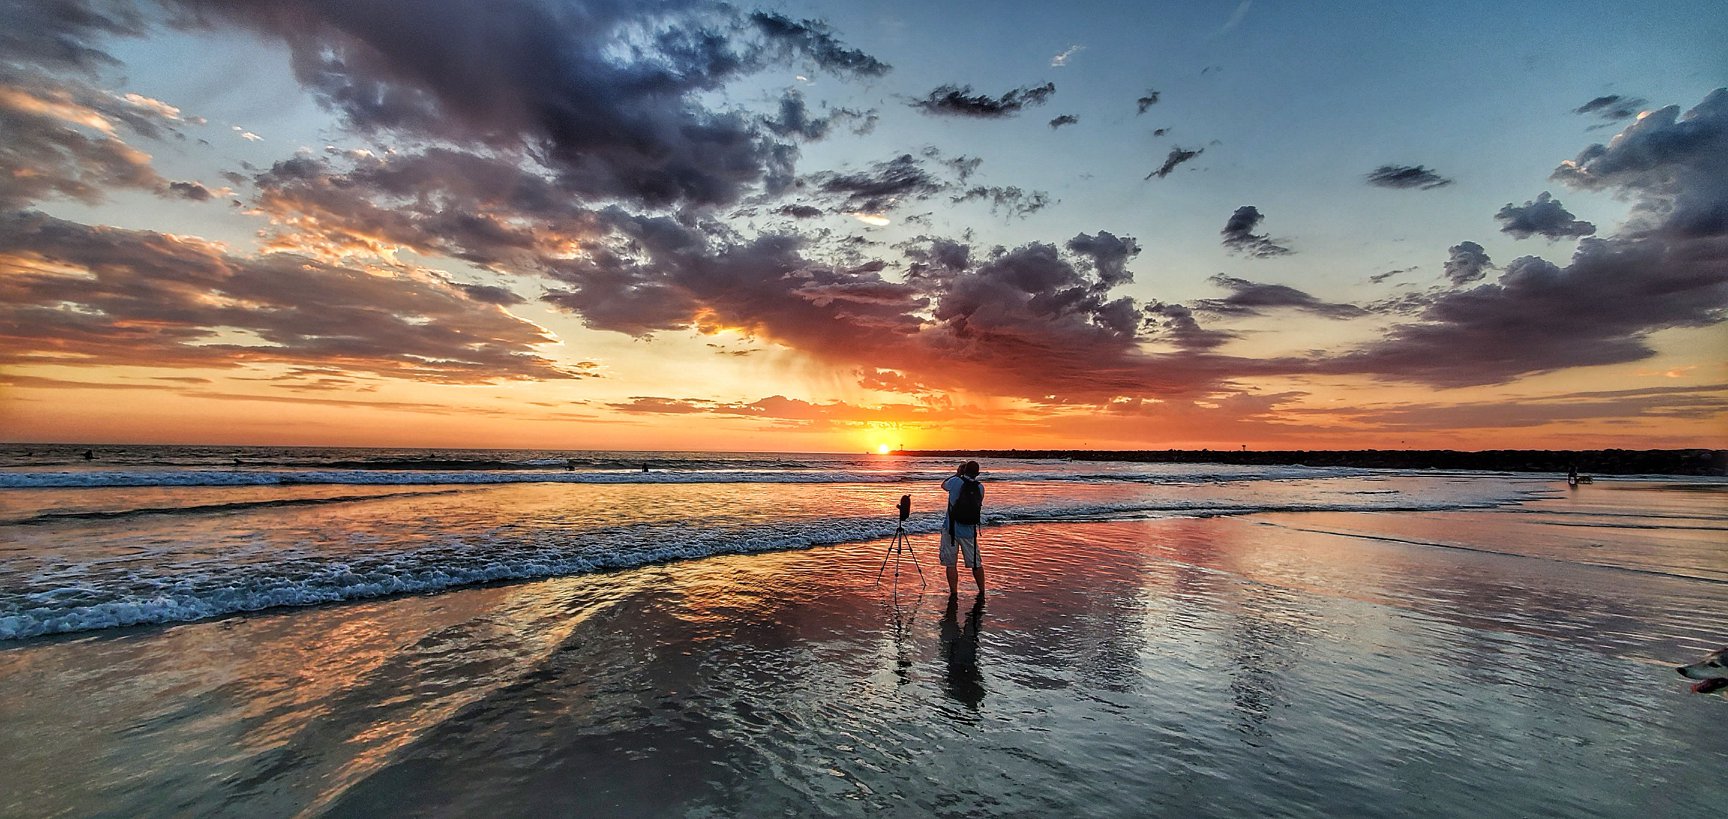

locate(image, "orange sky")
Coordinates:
1 1 1725 452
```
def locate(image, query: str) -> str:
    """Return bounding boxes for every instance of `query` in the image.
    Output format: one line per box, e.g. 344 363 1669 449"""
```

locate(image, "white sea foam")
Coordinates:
0 478 1546 641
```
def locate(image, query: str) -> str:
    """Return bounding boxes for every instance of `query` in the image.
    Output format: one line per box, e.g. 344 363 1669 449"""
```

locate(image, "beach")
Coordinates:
1 450 1725 816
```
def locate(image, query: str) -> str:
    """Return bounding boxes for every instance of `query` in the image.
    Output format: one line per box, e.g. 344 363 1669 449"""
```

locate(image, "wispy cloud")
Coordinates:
1050 44 1085 67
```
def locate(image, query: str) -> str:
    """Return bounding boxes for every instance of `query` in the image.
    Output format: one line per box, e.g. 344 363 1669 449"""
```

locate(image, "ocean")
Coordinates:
1 444 1724 816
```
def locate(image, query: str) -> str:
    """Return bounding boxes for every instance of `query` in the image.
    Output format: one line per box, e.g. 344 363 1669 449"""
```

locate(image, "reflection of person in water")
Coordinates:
940 595 987 709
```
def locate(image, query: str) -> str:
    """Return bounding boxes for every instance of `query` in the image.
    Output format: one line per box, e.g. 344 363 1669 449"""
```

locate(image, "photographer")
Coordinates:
940 461 986 597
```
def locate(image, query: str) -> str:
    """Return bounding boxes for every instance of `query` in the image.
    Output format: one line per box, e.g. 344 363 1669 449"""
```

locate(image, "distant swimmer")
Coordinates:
641 462 650 472
83 449 94 461
565 459 575 471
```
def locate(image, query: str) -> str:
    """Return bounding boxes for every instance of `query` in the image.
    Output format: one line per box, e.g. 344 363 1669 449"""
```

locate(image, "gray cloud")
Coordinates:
1146 146 1202 180
1327 236 1728 386
1135 89 1160 113
0 0 145 74
1573 94 1646 122
1442 241 1492 285
1365 164 1452 190
167 180 212 200
1065 231 1140 289
1325 91 1728 387
1219 206 1291 257
1048 114 1078 129
1551 88 1728 239
0 211 572 382
1495 191 1596 240
455 282 527 306
910 82 1055 118
951 186 1052 219
809 153 946 214
0 61 200 209
771 203 823 219
1144 302 1236 351
1196 275 1362 318
747 11 890 78
165 0 882 210
761 90 870 141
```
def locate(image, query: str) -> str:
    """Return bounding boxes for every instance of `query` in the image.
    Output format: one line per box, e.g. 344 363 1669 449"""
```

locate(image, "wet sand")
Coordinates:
2 495 1725 817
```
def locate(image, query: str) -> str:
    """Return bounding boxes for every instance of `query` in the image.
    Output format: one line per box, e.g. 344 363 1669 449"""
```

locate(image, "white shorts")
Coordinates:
939 527 980 569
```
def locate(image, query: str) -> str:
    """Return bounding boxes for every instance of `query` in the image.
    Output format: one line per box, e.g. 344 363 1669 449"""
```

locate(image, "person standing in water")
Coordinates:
940 461 985 597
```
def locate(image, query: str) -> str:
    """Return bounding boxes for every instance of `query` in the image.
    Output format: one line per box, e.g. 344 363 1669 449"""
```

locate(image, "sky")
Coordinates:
1 0 1725 453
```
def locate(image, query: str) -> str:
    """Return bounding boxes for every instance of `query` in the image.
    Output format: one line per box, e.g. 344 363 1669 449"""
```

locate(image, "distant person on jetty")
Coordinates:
941 461 986 597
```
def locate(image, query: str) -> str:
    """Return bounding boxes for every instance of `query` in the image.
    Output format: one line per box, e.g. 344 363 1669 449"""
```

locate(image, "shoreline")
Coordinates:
3 503 1723 816
900 447 1728 476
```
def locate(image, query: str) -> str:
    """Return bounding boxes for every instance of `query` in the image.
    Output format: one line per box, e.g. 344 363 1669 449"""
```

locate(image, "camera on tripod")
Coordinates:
878 494 924 591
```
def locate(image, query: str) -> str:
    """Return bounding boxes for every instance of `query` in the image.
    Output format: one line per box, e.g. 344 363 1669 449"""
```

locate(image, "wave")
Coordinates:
0 490 1537 641
0 469 907 489
5 489 468 526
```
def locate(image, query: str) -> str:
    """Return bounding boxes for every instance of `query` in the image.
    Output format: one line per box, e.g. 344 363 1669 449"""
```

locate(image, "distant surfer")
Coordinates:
565 459 575 472
82 449 94 461
1568 465 1579 487
641 462 649 472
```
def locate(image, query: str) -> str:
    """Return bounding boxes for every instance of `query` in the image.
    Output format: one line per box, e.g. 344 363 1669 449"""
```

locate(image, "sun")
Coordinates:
876 443 891 455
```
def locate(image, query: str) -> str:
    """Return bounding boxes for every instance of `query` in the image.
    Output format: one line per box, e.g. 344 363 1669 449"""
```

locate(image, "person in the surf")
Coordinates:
941 461 986 597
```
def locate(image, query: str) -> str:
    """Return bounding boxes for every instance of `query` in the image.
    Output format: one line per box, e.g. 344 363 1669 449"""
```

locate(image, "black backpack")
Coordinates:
949 476 982 525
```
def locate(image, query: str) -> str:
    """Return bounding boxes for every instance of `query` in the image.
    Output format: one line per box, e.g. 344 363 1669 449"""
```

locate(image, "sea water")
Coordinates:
1 445 1724 817
0 445 1576 641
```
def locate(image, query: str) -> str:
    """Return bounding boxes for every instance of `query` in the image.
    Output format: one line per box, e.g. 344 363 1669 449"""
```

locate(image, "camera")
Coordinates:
897 494 911 522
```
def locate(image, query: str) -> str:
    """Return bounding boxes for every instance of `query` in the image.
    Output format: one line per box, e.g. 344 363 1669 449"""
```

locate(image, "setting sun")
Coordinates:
876 443 891 455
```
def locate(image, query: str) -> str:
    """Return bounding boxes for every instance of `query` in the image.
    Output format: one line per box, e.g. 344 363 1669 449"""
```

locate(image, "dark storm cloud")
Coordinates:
1196 275 1363 318
1365 165 1453 190
1495 191 1595 240
1573 94 1646 122
0 211 572 382
909 82 1055 118
163 0 881 210
951 186 1052 219
1146 146 1202 180
747 11 890 78
1219 206 1291 257
1135 89 1160 113
1551 88 1728 238
1368 266 1416 284
1442 241 1492 285
1049 114 1078 129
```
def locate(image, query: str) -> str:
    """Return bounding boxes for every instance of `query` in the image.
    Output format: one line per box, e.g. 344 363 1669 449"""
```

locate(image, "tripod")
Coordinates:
875 521 926 595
